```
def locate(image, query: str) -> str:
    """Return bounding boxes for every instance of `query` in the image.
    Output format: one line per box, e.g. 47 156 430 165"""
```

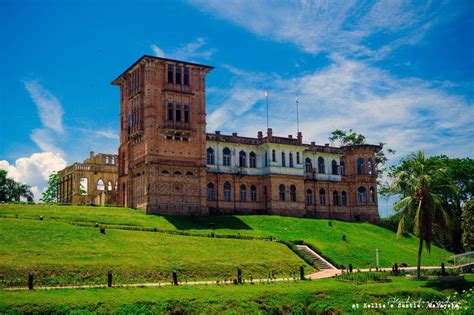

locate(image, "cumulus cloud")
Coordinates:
151 44 166 57
0 152 67 202
150 37 216 61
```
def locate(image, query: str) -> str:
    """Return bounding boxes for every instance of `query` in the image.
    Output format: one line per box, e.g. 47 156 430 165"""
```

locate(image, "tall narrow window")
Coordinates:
249 152 257 168
224 182 232 201
281 152 286 167
167 103 174 121
107 181 113 191
340 161 345 175
239 150 247 167
318 157 325 173
207 148 215 165
240 184 247 201
333 190 340 206
80 178 88 195
341 191 347 206
368 158 374 175
296 152 300 164
207 182 215 200
175 104 181 122
250 185 257 202
279 184 286 201
184 104 190 123
319 188 326 205
357 157 365 175
272 150 276 162
265 151 268 167
332 160 338 175
289 152 294 168
370 187 375 203
97 179 105 191
223 148 231 166
183 67 190 86
305 158 313 173
167 65 174 83
290 185 297 202
306 189 313 205
176 66 182 84
358 186 367 203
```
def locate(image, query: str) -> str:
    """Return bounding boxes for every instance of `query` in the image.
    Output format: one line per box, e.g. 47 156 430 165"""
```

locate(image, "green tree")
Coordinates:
461 199 473 252
41 171 59 204
389 151 456 278
0 170 34 202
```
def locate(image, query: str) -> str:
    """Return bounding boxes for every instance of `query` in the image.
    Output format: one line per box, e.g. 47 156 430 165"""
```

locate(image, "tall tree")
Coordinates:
389 151 456 278
41 172 59 204
0 170 34 202
461 199 473 252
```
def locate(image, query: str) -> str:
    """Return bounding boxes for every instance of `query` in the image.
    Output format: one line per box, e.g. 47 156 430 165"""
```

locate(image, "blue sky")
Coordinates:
0 0 473 215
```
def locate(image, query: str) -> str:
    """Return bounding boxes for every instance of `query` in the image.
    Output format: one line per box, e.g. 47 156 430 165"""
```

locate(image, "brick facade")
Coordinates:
112 56 381 223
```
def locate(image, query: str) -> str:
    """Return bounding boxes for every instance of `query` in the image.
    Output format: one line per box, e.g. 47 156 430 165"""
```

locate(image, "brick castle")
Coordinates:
110 55 380 223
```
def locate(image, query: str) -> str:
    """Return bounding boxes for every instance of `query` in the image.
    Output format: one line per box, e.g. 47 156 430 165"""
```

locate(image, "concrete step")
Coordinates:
296 245 337 270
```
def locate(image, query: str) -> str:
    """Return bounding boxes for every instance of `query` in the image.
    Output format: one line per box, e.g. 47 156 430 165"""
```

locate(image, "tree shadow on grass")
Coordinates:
420 278 471 292
164 215 253 230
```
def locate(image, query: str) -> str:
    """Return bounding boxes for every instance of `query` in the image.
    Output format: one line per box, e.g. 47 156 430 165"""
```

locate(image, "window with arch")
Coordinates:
281 152 286 167
305 158 313 173
223 148 231 166
239 150 247 167
358 186 367 203
97 179 105 191
306 189 313 205
341 191 347 206
224 182 232 201
161 170 169 174
249 152 257 168
296 152 300 164
279 184 286 201
174 171 181 175
290 185 297 202
240 184 247 201
272 149 276 162
331 160 338 175
370 187 375 203
186 171 194 176
368 158 374 175
289 152 294 168
333 190 340 206
207 148 215 165
79 178 88 195
107 181 113 191
207 182 215 200
340 161 345 175
318 157 325 173
167 103 173 121
357 157 365 175
184 104 190 123
250 185 257 202
319 188 326 205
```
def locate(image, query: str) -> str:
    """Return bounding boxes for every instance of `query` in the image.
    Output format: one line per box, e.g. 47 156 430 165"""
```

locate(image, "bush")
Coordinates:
336 272 391 284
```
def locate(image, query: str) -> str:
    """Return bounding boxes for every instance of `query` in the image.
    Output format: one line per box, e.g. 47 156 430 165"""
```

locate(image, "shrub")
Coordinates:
336 272 391 284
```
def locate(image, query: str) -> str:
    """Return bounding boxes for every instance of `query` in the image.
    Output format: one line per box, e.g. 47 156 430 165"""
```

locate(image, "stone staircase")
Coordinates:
296 245 337 270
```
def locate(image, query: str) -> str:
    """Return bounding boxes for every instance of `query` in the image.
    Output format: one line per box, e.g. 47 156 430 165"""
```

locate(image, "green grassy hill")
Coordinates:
0 204 452 287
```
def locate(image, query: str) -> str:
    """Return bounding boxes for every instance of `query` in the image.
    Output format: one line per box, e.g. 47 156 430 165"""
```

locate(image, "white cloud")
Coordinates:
24 80 64 133
150 37 216 62
151 44 166 57
0 152 67 202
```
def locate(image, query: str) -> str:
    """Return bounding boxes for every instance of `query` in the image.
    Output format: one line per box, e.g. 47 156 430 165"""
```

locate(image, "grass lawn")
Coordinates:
0 204 452 268
0 218 310 287
1 275 472 314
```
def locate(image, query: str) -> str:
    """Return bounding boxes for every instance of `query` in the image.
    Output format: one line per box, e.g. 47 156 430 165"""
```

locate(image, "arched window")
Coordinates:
370 187 375 203
167 102 173 121
340 161 345 175
279 184 286 201
341 191 347 206
184 104 190 124
289 152 294 168
223 148 231 166
107 181 113 191
331 160 338 175
250 185 257 202
249 152 257 168
319 188 326 205
175 104 181 122
290 185 297 202
368 158 374 175
306 189 313 205
79 178 88 195
296 152 300 164
174 171 181 175
357 157 365 175
207 148 215 165
305 158 313 173
105 156 109 164
207 182 215 200
272 150 276 162
186 171 194 176
161 170 169 174
333 190 340 206
97 179 105 191
239 150 247 167
281 152 286 167
358 186 367 203
318 157 325 173
240 184 247 201
224 182 232 201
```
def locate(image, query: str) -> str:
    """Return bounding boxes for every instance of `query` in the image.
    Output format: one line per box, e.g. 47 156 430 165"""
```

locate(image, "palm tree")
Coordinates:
390 151 456 278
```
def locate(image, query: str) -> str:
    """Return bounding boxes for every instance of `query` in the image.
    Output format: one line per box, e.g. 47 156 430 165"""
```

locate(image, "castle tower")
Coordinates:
112 55 214 215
